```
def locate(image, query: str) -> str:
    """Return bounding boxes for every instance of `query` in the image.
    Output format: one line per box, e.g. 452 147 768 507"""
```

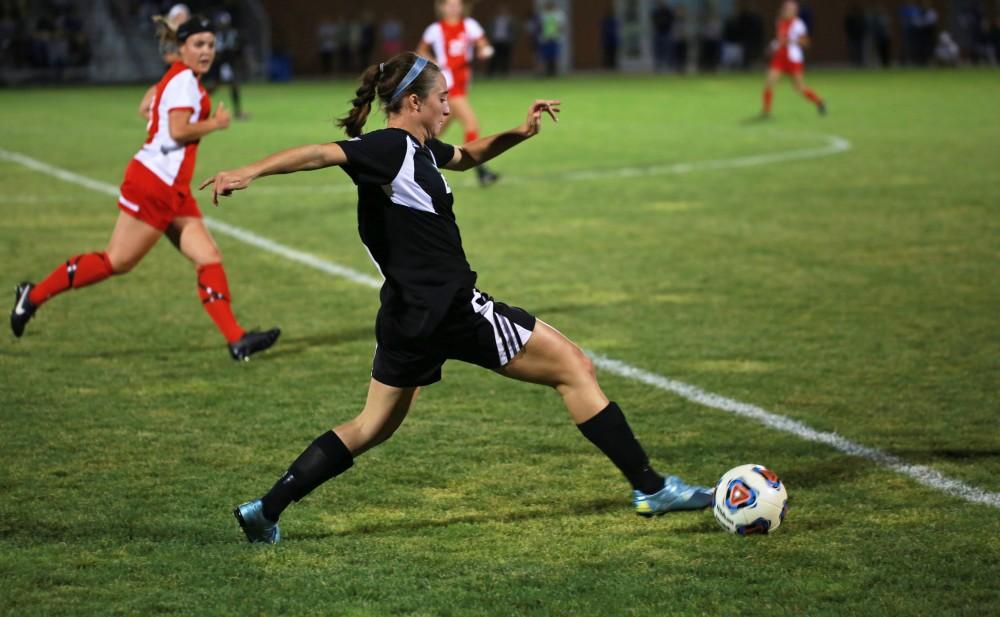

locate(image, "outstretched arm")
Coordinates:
445 99 560 171
198 142 348 205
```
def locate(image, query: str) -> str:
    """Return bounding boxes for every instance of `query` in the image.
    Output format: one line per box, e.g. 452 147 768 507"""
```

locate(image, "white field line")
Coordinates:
564 135 853 181
4 145 998 511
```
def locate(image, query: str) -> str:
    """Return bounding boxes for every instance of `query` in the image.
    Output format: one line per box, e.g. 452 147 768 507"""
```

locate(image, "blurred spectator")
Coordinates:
844 4 866 67
488 4 515 76
868 5 892 68
671 5 687 72
204 10 247 120
899 1 920 64
317 18 338 74
735 1 764 70
538 1 565 77
975 17 998 65
934 31 960 66
380 15 404 59
798 2 814 32
721 13 743 70
346 15 362 72
699 4 722 72
336 17 351 73
358 11 376 69
600 9 619 70
650 0 673 72
916 1 939 65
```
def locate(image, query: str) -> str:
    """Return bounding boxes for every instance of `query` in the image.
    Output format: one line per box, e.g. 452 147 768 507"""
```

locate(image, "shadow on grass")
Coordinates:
250 327 373 361
888 448 1000 462
782 455 869 490
292 496 636 539
1 326 373 360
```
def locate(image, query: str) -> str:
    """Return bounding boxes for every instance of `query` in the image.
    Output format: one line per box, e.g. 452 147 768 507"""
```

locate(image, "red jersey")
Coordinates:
134 62 211 188
421 17 485 95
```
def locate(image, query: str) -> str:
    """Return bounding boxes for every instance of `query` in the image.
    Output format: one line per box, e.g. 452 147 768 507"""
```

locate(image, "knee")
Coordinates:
107 253 135 275
194 249 223 269
563 344 598 386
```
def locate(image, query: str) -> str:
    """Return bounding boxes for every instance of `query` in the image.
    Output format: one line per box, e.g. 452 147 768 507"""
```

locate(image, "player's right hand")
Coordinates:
198 168 252 205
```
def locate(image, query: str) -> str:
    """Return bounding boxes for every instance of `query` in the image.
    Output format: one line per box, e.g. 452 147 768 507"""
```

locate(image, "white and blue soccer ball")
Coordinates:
713 464 789 536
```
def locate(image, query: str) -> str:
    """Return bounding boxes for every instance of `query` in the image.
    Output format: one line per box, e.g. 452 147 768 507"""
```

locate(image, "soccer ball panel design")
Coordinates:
713 464 789 535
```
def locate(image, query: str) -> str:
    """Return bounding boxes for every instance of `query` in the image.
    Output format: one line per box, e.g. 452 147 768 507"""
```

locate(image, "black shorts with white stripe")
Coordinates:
372 288 536 388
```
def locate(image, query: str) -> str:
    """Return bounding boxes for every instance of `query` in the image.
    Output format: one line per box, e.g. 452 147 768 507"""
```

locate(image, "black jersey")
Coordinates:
337 128 476 338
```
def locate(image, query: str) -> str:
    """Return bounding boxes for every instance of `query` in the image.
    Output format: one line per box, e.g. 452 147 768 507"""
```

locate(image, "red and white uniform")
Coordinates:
421 18 484 97
770 17 808 74
118 61 210 231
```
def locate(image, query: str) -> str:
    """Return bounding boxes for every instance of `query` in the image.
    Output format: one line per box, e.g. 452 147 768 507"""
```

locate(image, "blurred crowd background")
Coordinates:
1 0 998 85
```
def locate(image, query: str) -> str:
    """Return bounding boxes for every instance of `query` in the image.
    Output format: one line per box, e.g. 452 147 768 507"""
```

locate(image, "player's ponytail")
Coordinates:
152 15 179 48
338 63 380 138
337 52 441 138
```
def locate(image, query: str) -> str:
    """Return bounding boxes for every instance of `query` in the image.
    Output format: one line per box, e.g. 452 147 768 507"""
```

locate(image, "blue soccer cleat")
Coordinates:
632 475 714 517
233 499 281 544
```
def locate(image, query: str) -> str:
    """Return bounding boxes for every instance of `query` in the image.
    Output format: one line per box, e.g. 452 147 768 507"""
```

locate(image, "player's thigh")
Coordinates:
791 71 806 90
496 320 595 388
448 96 479 132
170 216 222 266
105 212 163 273
765 67 782 87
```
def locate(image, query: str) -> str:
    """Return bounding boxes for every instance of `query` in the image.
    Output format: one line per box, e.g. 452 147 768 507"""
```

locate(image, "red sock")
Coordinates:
464 130 478 143
763 88 774 114
802 88 823 106
29 252 113 305
197 263 245 343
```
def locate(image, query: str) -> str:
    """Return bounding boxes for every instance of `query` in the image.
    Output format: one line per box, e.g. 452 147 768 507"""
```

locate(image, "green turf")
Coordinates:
1 68 998 616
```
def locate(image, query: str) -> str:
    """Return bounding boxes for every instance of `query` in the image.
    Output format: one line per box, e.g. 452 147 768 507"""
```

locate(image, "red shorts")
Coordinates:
447 67 470 97
770 52 803 75
117 159 202 232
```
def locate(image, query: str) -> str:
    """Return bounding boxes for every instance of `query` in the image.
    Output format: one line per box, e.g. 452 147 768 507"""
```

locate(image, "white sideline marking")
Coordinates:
4 145 998 511
588 354 1000 509
564 135 852 181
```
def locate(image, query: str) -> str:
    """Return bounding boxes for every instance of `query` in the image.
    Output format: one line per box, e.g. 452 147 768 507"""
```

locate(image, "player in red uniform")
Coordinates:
10 16 279 361
761 1 826 117
417 0 500 187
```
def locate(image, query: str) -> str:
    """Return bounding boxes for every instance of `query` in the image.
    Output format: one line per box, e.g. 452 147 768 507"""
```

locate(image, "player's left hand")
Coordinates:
523 100 561 137
198 169 253 205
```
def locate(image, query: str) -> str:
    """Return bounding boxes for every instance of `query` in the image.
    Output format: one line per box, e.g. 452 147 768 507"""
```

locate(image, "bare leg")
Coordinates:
167 216 222 267
168 216 248 343
447 95 480 141
105 212 163 273
497 321 608 423
334 379 420 456
251 379 419 527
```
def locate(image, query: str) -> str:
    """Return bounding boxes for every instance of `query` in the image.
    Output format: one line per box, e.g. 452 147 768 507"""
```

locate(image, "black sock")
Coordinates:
577 402 664 495
260 430 354 522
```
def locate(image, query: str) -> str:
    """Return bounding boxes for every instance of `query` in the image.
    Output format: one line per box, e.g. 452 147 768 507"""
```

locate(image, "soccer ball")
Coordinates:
713 464 788 536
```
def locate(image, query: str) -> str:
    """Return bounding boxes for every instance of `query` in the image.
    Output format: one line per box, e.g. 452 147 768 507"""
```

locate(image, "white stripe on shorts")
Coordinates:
118 194 140 212
471 289 533 366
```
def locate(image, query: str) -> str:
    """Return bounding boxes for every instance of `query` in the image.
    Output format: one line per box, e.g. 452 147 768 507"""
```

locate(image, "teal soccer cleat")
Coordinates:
632 475 714 517
233 499 281 544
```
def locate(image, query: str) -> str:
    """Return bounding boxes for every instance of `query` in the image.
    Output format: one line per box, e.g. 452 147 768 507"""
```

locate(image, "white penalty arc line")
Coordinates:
3 146 998 511
564 135 853 181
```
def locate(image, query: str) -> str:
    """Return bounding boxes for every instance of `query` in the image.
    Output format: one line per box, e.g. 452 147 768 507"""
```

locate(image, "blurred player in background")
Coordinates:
204 10 248 120
200 52 714 544
11 16 279 361
417 0 500 187
761 1 826 117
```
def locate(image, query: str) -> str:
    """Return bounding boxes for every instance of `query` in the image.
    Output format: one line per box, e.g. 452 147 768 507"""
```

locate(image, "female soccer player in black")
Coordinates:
201 52 713 543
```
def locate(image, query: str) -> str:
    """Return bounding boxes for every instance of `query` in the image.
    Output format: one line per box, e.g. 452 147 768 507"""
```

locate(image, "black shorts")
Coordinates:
372 288 536 388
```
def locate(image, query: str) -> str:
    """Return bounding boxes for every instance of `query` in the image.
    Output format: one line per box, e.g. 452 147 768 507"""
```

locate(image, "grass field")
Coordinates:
1 68 998 616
